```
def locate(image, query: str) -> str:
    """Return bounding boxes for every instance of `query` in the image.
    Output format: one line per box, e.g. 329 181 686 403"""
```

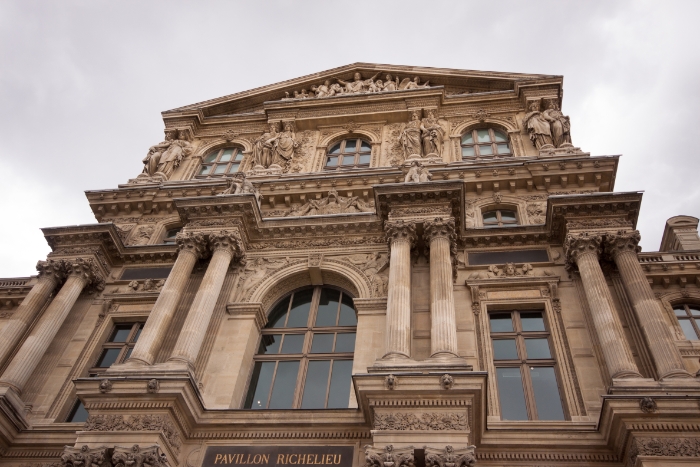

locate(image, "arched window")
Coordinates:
325 139 371 170
483 209 518 228
461 128 511 160
162 227 181 245
198 147 244 176
245 286 357 409
674 304 700 339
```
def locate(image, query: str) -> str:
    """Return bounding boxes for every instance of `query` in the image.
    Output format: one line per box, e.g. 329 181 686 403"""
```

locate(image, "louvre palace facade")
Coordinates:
1 63 700 467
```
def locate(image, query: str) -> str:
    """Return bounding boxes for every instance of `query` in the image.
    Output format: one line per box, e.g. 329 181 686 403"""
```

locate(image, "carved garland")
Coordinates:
83 414 181 455
373 412 467 431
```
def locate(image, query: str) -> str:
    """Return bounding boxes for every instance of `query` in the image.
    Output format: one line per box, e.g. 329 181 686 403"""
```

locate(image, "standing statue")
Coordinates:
383 74 399 91
420 109 445 157
399 110 423 159
142 129 193 180
252 123 278 168
271 121 298 171
523 101 554 150
404 161 432 183
543 101 572 148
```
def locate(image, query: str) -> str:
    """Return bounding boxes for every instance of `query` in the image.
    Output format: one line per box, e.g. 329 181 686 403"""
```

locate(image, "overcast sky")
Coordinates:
1 0 699 278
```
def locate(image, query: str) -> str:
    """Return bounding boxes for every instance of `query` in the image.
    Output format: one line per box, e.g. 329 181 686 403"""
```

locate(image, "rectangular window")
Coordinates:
120 267 172 280
468 249 549 265
90 322 143 374
66 399 89 423
489 310 565 420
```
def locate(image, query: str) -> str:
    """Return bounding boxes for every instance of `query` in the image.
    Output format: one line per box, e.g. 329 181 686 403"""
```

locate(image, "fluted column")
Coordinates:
128 232 207 365
382 220 416 359
0 258 103 393
565 233 643 379
0 260 66 368
424 217 459 358
168 230 244 369
606 230 692 379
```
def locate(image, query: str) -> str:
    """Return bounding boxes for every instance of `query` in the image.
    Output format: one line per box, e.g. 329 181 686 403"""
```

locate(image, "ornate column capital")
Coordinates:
209 229 245 262
425 445 476 467
423 217 457 244
564 232 603 269
175 231 208 259
384 220 417 249
604 229 641 260
35 259 67 284
66 257 105 292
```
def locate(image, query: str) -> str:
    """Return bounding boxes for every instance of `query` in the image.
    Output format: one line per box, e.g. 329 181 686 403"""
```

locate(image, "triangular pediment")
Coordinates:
163 63 561 119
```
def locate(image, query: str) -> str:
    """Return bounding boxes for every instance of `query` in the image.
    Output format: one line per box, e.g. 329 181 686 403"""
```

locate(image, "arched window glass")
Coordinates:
483 209 518 228
461 128 511 160
245 286 357 409
198 147 244 176
325 139 371 170
162 227 181 245
674 304 700 339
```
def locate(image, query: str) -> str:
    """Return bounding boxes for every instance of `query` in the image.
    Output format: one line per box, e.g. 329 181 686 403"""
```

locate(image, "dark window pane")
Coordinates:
316 288 340 326
497 143 510 154
96 348 121 368
690 308 700 317
219 149 233 162
229 163 240 173
483 211 498 223
120 267 172 280
461 132 474 144
110 325 132 343
132 324 143 342
259 334 282 354
520 312 545 331
311 333 334 353
360 141 371 151
500 210 517 222
199 165 212 175
476 129 490 143
287 289 313 328
525 338 552 359
675 307 688 317
492 339 518 360
214 164 228 174
235 151 244 161
326 157 338 167
679 320 698 340
359 154 371 165
329 144 341 154
468 249 549 266
335 333 356 353
340 156 355 166
204 151 219 163
245 361 275 409
490 313 513 333
530 367 565 420
479 144 493 155
327 360 353 408
344 141 357 152
67 400 89 423
301 360 331 408
462 146 475 157
280 334 305 354
268 361 300 409
496 367 528 420
124 347 133 360
493 130 508 142
268 298 290 328
338 294 357 326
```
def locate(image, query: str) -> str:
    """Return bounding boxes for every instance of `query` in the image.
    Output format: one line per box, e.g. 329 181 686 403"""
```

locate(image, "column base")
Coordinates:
659 369 696 380
0 385 29 432
368 356 472 373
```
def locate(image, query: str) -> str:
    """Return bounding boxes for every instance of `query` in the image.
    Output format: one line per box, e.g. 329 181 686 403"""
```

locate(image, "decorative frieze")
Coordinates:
425 445 476 467
628 437 700 467
373 412 467 431
364 445 414 467
84 414 181 455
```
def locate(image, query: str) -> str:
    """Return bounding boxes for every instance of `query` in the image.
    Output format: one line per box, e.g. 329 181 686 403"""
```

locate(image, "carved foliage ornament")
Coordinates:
364 445 414 467
209 230 245 261
564 232 603 269
604 230 641 261
373 412 467 431
628 437 700 467
424 445 476 467
175 232 208 260
84 414 181 455
36 259 67 284
385 220 417 248
61 445 113 467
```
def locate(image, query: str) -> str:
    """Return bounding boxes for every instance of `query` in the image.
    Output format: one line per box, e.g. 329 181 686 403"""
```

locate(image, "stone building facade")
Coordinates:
0 63 699 467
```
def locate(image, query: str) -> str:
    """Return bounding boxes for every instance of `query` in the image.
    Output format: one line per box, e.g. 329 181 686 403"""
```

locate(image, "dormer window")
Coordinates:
461 128 511 159
483 209 518 228
325 139 371 170
199 147 244 176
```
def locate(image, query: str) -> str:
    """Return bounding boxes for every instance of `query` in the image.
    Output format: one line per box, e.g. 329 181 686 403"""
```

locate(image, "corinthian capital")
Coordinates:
424 217 457 245
604 230 641 260
36 259 67 284
564 232 603 267
60 445 113 467
425 445 476 467
66 258 105 291
209 230 245 261
175 231 208 259
384 220 417 248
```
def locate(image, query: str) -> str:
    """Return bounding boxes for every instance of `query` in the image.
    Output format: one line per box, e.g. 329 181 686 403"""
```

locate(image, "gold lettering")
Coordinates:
277 454 286 465
300 455 307 465
214 454 223 465
262 455 270 465
230 455 238 464
289 455 298 464
334 455 341 465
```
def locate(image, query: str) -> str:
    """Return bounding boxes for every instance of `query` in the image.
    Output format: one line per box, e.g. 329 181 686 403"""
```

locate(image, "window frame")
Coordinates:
673 304 700 340
461 128 512 160
324 139 372 170
88 322 143 376
489 309 567 421
66 398 89 423
245 286 357 410
162 227 182 245
197 147 245 177
482 208 519 228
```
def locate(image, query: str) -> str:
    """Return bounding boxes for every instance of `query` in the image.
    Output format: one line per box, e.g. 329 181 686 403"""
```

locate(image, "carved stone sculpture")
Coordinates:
219 173 261 205
287 189 374 216
404 161 432 183
271 121 298 171
420 109 447 158
440 373 454 390
424 445 476 467
374 413 467 431
543 100 572 148
61 445 112 467
341 252 389 296
523 101 554 150
252 123 277 168
127 226 154 246
142 129 193 181
400 110 423 160
526 202 546 224
237 257 290 299
385 374 398 390
364 445 414 467
112 445 171 467
284 72 432 101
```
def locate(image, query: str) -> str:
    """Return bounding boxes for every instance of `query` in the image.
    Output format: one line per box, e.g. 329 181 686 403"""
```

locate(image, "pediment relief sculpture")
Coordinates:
141 128 193 181
283 72 431 101
467 262 555 279
236 257 291 300
336 252 389 297
286 189 374 217
127 225 155 245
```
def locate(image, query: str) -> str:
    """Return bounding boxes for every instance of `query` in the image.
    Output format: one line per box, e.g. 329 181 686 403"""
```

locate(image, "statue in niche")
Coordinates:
142 129 193 180
399 110 423 159
523 101 554 150
252 123 278 168
287 189 374 217
127 225 154 246
420 109 448 157
404 161 432 183
543 100 572 148
220 173 261 204
270 121 298 171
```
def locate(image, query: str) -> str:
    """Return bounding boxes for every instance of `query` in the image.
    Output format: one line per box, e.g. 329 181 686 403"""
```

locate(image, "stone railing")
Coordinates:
0 278 31 288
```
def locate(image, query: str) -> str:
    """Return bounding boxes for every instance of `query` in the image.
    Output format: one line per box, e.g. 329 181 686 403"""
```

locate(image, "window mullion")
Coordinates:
324 359 334 408
265 361 280 409
293 358 309 409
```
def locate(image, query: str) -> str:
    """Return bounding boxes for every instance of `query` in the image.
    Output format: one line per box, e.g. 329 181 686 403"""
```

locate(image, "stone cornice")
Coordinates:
226 302 266 329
